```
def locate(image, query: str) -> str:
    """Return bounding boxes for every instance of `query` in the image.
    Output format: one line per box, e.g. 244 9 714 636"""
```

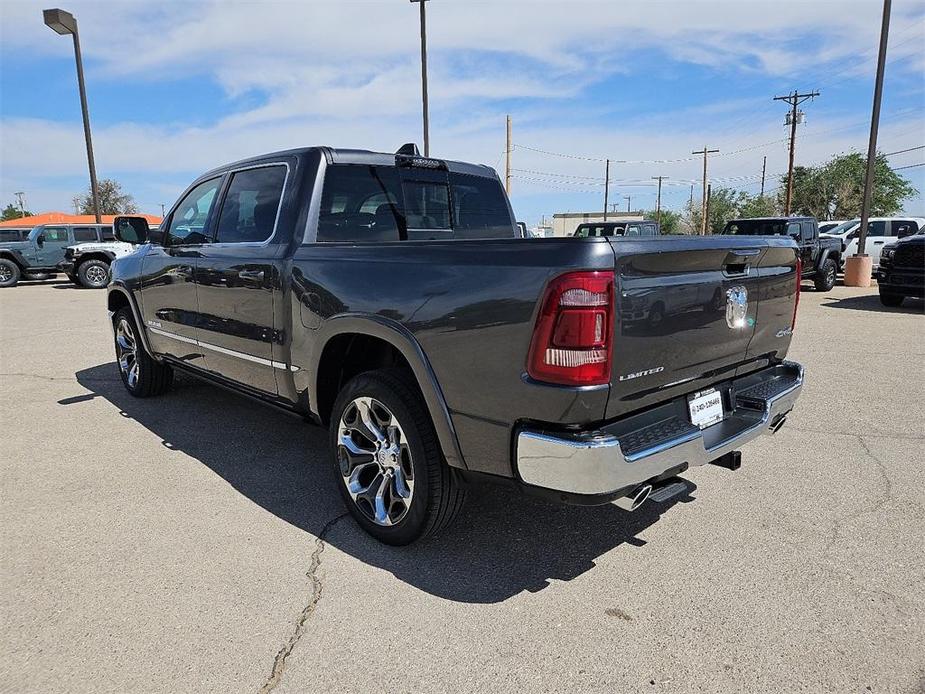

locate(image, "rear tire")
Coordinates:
329 368 465 545
113 307 173 397
814 258 837 292
0 259 20 288
78 259 111 289
879 290 904 307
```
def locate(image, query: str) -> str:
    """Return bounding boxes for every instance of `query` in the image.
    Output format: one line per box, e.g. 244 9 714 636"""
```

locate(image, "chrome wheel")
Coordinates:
115 318 140 389
0 265 13 283
337 396 415 526
85 263 109 287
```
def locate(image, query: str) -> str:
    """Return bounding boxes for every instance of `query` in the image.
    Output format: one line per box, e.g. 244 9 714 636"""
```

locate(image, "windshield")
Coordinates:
822 220 859 236
722 220 788 235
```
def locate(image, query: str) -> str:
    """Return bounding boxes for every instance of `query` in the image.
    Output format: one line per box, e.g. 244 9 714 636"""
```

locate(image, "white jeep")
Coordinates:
59 240 139 289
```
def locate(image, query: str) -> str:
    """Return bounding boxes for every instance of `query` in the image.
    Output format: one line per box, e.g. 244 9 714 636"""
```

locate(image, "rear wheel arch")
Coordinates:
0 250 26 271
312 318 466 470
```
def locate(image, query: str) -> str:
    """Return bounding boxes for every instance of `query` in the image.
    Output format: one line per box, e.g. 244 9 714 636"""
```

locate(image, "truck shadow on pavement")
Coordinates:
821 293 924 315
71 363 696 604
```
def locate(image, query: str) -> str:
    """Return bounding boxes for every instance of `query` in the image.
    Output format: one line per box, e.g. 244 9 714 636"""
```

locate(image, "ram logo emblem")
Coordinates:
725 286 748 329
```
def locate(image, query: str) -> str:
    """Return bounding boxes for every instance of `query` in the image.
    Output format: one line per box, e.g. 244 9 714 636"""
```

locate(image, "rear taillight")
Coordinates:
527 271 614 386
791 257 801 330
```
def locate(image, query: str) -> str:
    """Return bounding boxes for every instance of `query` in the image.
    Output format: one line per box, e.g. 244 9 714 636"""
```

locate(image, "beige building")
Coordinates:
551 211 645 237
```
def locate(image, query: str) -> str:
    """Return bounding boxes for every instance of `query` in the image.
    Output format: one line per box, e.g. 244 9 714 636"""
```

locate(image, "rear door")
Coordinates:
140 176 222 368
605 236 796 419
194 162 289 394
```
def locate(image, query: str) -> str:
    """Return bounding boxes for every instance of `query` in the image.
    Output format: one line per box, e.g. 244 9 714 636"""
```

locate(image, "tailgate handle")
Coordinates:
723 249 759 275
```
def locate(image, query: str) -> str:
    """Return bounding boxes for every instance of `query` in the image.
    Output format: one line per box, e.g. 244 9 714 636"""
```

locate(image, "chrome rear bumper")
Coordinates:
516 361 803 497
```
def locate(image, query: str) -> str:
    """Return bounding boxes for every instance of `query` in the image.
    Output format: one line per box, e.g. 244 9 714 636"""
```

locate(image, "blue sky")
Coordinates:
1 0 923 225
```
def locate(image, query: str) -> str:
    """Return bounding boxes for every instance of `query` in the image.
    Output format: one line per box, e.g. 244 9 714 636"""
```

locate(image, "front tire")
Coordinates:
113 308 173 397
814 258 837 292
879 290 904 307
78 259 111 289
329 369 465 545
0 258 21 288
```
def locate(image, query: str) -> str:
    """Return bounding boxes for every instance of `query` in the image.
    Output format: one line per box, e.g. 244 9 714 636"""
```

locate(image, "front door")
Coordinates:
194 163 288 394
139 176 222 367
35 226 71 266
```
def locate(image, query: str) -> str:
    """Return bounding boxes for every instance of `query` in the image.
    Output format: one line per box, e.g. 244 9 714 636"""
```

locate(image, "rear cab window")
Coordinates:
315 163 515 243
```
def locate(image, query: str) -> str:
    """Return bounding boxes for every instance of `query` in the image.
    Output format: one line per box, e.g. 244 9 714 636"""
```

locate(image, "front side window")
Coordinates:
166 178 221 245
100 226 116 241
214 165 287 244
892 220 918 238
786 222 802 240
42 227 68 242
73 227 97 242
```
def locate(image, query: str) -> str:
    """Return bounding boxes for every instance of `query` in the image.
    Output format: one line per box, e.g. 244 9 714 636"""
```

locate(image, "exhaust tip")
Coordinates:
615 484 652 512
770 415 787 434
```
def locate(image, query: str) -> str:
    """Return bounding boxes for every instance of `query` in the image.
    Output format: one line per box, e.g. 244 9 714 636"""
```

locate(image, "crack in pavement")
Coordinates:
258 512 350 694
0 371 118 384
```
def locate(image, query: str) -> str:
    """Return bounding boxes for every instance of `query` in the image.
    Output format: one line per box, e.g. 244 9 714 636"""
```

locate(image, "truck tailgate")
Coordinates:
605 235 798 420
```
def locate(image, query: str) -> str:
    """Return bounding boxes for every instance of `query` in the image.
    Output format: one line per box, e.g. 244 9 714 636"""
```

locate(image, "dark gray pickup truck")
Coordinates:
107 145 804 544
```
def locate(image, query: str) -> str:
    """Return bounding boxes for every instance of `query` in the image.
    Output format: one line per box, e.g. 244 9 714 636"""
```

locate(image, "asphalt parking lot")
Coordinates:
1 280 923 693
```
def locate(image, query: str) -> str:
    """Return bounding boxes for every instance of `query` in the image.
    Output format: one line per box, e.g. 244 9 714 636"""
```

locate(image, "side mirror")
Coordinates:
36 234 45 247
113 216 151 245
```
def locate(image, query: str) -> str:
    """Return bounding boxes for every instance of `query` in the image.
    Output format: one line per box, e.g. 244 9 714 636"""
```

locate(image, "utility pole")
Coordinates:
652 176 668 225
160 203 166 217
603 159 610 221
14 191 26 215
705 184 712 234
760 156 767 197
504 115 512 196
72 196 80 215
410 0 430 156
623 195 631 213
774 89 820 215
846 0 891 287
689 184 694 208
692 146 719 234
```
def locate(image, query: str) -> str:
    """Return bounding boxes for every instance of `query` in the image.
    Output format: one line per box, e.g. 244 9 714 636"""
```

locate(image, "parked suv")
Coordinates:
877 233 924 306
58 230 147 288
0 223 115 287
105 145 803 545
722 217 841 291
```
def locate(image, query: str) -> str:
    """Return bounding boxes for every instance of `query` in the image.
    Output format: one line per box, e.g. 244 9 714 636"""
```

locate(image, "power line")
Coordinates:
884 145 925 157
891 162 924 171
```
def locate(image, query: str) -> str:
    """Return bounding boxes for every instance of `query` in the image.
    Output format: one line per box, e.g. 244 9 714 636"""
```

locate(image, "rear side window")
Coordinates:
100 226 116 241
867 221 886 236
315 164 514 243
215 165 287 244
0 229 24 241
73 227 97 242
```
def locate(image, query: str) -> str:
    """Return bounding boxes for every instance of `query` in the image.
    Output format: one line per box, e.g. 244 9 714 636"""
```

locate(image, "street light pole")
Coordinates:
410 0 430 156
44 8 101 224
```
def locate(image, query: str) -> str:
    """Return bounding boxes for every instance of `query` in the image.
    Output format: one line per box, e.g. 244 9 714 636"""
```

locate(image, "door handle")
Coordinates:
873 241 884 245
238 270 265 282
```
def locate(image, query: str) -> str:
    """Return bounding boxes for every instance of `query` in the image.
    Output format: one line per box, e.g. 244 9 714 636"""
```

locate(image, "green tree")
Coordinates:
782 152 917 220
78 179 138 215
685 188 778 234
1 204 32 221
643 208 684 234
